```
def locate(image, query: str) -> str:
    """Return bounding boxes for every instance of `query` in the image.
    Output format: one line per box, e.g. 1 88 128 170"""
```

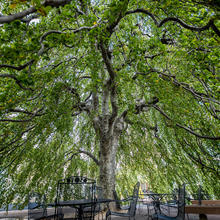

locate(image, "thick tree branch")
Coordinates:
20 14 40 23
0 60 34 70
106 0 129 36
0 74 34 91
65 150 100 165
181 138 219 177
135 97 159 114
1 125 35 151
133 69 220 106
159 17 220 37
38 23 99 55
153 104 220 140
125 9 158 26
0 0 72 24
125 9 220 37
0 118 33 123
99 43 118 120
8 107 44 116
0 7 37 24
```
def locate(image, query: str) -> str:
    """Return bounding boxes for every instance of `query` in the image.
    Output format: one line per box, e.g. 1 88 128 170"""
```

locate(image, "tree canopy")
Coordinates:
0 0 219 207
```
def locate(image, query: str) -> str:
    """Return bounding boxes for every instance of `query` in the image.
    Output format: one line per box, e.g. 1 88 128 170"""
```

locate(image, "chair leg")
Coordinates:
105 210 111 220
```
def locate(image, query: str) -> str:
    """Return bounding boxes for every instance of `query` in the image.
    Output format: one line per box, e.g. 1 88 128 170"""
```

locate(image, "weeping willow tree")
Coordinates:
0 0 219 206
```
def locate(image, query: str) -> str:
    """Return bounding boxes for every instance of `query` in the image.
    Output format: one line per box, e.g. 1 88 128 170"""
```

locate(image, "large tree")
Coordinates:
0 0 219 206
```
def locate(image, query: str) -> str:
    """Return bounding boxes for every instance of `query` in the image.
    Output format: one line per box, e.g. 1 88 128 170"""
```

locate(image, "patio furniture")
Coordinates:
94 186 105 219
55 176 96 219
138 192 158 219
28 192 60 220
53 198 113 220
191 185 211 205
152 184 186 220
113 190 130 210
106 182 140 220
28 192 47 220
185 200 220 220
82 186 104 219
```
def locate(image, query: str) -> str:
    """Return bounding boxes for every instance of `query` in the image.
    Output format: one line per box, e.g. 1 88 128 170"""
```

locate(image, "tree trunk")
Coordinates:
99 132 120 199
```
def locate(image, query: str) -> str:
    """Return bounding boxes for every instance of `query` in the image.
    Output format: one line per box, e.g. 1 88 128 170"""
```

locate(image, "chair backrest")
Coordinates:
176 184 186 220
28 192 47 220
57 176 96 202
113 190 122 209
94 186 103 200
128 182 140 217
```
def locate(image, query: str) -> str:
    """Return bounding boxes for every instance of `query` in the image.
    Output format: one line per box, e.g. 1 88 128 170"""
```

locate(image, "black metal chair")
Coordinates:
28 192 47 220
55 176 96 220
106 182 140 220
113 189 130 210
93 186 105 219
152 184 186 220
28 192 62 220
138 192 155 219
192 185 211 204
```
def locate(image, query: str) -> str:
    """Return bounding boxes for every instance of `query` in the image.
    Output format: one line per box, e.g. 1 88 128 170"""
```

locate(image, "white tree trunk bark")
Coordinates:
99 132 119 198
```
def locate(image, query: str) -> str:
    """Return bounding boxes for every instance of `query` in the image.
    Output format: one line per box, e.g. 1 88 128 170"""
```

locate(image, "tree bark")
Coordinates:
99 130 120 198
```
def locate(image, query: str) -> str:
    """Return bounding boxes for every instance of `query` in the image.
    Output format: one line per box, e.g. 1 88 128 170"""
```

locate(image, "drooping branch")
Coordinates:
1 125 35 151
133 69 220 106
158 17 220 37
0 118 33 123
0 7 37 24
78 150 100 165
8 107 45 116
153 104 220 140
38 23 99 55
181 138 219 177
0 60 34 70
0 74 34 91
20 14 40 23
1 106 44 123
1 141 28 170
134 97 159 114
125 9 220 37
194 74 220 120
0 0 72 24
65 150 100 165
125 9 158 26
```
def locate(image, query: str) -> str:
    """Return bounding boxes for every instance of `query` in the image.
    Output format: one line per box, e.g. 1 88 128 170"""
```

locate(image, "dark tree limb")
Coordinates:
153 104 220 140
0 7 37 24
0 118 33 123
0 125 35 153
181 138 219 177
125 9 158 26
125 9 220 37
21 14 40 23
0 74 34 91
0 0 72 24
133 69 220 105
38 23 99 55
159 17 220 37
0 59 34 71
8 107 44 116
65 150 100 165
99 42 118 125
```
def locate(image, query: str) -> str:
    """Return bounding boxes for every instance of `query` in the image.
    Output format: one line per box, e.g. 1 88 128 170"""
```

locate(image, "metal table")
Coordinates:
54 198 113 220
139 193 172 214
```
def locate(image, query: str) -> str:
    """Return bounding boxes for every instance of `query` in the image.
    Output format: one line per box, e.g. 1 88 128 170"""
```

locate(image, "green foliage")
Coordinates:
0 0 219 207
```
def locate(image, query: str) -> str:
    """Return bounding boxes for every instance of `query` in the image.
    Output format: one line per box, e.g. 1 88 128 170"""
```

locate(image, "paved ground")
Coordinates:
0 205 219 219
